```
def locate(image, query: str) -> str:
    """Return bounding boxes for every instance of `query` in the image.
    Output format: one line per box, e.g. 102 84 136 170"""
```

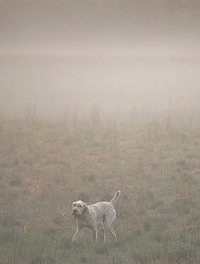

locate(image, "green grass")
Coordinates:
1 108 200 263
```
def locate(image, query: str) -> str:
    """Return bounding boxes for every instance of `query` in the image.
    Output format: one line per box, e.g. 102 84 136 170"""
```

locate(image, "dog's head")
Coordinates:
72 200 89 219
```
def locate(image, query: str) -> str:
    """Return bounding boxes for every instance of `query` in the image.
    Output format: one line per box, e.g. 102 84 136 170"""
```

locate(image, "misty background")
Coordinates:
0 0 200 118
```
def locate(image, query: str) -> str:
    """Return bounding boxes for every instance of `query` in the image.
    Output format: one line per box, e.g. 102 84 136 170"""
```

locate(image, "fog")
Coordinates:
0 0 200 118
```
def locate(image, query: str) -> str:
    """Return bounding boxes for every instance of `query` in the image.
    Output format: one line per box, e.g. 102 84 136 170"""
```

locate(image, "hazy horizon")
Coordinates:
0 1 200 118
1 55 200 118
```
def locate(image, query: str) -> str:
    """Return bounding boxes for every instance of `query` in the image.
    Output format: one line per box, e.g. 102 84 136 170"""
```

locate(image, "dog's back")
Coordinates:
89 201 115 219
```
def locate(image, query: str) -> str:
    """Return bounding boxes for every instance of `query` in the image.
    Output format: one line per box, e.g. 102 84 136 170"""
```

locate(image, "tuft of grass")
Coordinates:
30 255 56 264
59 236 72 250
94 243 109 255
9 177 22 187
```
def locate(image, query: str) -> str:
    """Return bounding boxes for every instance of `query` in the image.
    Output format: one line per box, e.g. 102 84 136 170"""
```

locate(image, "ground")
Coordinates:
1 108 200 263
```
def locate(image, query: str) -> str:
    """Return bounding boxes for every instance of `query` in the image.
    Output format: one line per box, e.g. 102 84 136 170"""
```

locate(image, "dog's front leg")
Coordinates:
91 228 97 244
72 226 84 242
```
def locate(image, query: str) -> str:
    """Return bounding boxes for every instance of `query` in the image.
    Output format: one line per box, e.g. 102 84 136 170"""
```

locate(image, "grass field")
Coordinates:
1 107 200 264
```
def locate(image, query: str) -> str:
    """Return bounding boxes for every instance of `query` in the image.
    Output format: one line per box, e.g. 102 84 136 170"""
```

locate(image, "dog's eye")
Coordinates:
77 204 82 208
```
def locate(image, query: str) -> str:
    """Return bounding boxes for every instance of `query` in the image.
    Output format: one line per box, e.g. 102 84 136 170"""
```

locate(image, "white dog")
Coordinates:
72 190 121 243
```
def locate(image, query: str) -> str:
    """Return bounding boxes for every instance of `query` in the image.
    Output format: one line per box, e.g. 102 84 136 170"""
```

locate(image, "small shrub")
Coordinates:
143 218 152 232
9 177 22 187
53 215 63 225
88 173 97 183
78 191 91 202
95 243 109 255
173 244 196 263
132 246 165 263
150 231 164 243
111 256 129 264
170 198 195 215
59 237 72 250
0 228 17 243
131 249 149 263
0 214 20 228
80 254 87 263
31 255 56 264
44 228 56 240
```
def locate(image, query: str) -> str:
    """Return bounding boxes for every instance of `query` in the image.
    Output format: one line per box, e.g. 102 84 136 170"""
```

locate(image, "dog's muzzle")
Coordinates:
72 209 79 218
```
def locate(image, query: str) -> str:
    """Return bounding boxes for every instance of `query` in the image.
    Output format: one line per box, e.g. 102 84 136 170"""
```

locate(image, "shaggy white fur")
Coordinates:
72 190 121 243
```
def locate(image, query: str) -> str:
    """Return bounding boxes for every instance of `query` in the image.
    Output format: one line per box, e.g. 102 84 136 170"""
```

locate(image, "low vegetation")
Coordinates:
1 107 200 263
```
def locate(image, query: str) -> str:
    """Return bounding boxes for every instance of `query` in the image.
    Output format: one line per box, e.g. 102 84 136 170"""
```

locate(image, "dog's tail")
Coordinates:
110 190 121 206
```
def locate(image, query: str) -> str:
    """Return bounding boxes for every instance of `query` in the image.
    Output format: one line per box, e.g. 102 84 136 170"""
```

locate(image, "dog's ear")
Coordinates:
82 202 89 216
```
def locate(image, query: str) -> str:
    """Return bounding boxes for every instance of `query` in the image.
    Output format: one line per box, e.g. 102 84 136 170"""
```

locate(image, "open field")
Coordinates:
1 108 200 263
